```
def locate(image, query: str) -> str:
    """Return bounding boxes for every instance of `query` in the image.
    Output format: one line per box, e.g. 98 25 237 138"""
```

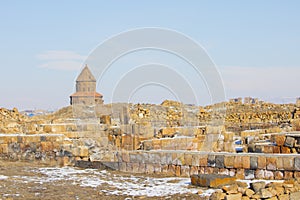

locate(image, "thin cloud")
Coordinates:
39 60 82 71
37 50 86 60
36 50 86 71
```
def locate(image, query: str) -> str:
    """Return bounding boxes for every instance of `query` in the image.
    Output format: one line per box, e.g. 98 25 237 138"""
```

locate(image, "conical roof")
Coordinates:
76 65 96 82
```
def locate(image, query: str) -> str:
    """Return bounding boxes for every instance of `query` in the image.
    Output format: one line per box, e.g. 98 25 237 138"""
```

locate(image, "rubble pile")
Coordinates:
209 180 300 200
0 107 28 133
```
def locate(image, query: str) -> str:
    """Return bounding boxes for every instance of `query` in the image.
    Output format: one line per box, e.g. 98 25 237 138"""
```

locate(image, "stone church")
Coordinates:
70 65 104 105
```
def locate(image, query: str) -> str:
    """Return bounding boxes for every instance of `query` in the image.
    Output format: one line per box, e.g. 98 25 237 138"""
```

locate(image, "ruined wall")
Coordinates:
114 151 300 180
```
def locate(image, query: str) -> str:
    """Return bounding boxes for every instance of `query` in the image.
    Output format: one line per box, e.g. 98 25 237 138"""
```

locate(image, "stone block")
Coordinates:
274 171 284 180
148 152 161 164
225 193 242 200
257 156 266 169
266 157 277 170
236 169 245 179
215 155 224 168
192 154 200 166
283 157 294 170
277 157 284 170
233 156 242 168
294 171 300 178
0 144 8 154
180 165 190 177
251 181 266 193
153 164 162 174
219 168 229 176
145 164 154 174
167 165 176 176
175 165 181 177
224 142 235 152
262 145 273 153
132 163 139 173
250 156 258 170
284 171 293 179
285 136 295 148
190 174 237 188
260 188 274 199
245 170 255 180
121 151 130 162
224 155 235 168
281 146 291 153
152 139 162 150
160 139 173 150
273 146 281 153
242 156 250 169
222 184 238 194
41 142 53 152
245 188 255 198
294 157 300 171
207 155 215 167
290 191 300 200
265 170 274 180
273 134 286 146
190 166 198 175
255 169 265 179
224 132 234 142
184 153 192 166
79 147 89 157
199 155 208 167
24 136 40 143
278 194 290 200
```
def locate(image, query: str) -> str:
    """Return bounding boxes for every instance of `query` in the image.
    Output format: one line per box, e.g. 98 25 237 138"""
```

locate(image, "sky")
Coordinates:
0 1 299 110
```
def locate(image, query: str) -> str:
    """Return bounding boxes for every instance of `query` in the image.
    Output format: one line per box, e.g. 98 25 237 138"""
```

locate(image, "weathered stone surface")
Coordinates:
245 188 255 197
224 155 235 168
191 174 237 188
245 170 255 180
283 157 294 170
242 156 250 169
208 155 215 167
234 156 242 168
251 181 266 193
274 171 284 180
215 155 224 168
294 157 300 171
285 136 295 148
290 191 300 200
278 194 290 200
281 146 291 153
260 188 274 198
274 134 286 146
222 184 238 194
250 156 258 170
266 157 277 170
225 193 242 200
257 156 266 169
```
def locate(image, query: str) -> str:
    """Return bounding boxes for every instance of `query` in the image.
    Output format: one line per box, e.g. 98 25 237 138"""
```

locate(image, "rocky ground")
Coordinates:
0 161 206 200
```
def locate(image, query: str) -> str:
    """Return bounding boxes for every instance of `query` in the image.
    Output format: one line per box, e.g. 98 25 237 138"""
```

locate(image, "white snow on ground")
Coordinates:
0 175 8 180
12 167 200 197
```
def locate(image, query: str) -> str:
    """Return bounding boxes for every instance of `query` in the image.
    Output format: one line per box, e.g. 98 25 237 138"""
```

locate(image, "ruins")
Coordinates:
0 66 300 199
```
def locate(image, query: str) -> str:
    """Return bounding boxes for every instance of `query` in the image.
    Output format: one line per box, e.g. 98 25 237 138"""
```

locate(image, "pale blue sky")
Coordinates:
0 1 299 110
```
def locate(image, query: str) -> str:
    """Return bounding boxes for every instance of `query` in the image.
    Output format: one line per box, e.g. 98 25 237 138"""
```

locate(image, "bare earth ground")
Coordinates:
0 161 207 200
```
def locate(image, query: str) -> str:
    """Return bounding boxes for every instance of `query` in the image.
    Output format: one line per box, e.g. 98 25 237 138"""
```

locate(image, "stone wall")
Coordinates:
115 151 300 180
0 134 84 166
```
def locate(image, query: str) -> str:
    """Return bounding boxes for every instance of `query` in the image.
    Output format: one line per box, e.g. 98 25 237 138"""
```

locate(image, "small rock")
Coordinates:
225 193 242 200
260 188 274 199
245 188 255 198
251 181 266 193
